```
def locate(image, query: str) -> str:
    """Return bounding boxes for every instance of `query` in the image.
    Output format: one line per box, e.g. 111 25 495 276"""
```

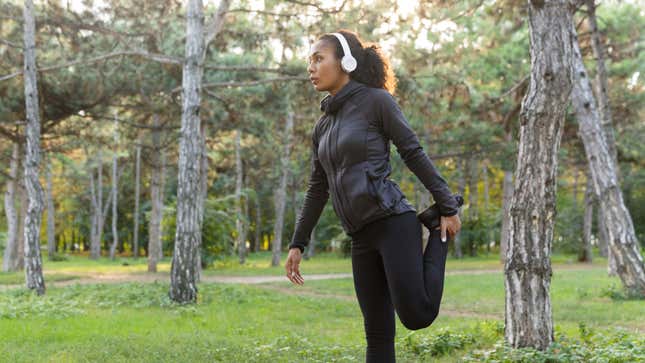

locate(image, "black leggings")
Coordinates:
348 210 449 363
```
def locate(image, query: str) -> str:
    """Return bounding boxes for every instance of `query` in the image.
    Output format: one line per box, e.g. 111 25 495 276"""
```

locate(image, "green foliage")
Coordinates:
402 327 478 357
600 282 645 301
47 252 69 262
459 216 492 256
462 323 645 363
161 196 236 266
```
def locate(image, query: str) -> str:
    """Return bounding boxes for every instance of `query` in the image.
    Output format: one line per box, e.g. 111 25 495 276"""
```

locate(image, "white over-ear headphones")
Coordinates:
331 32 357 73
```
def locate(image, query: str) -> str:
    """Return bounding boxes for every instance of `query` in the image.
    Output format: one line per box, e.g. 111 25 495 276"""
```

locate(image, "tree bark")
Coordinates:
241 164 250 262
586 0 620 276
500 104 519 264
109 112 119 260
305 225 317 260
133 140 141 258
581 170 594 263
234 129 247 264
148 114 163 272
467 154 478 256
586 0 619 175
170 0 231 302
196 121 208 281
3 142 20 272
22 0 46 294
254 190 262 252
482 160 494 253
46 155 56 258
88 148 107 259
569 17 645 293
453 157 466 258
16 179 27 269
271 110 294 266
500 168 513 263
504 0 574 349
170 0 205 302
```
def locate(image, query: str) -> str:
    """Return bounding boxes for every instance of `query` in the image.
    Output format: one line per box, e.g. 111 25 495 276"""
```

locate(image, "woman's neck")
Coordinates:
329 77 350 96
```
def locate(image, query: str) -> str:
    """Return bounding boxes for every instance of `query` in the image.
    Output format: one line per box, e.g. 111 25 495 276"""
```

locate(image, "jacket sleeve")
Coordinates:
377 91 459 217
288 123 330 253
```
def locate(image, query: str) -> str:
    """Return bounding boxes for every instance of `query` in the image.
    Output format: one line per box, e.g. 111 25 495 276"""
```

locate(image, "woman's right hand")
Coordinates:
285 248 305 285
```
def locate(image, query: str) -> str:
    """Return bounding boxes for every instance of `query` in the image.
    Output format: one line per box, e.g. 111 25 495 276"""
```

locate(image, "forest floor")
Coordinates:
0 264 608 324
2 258 643 363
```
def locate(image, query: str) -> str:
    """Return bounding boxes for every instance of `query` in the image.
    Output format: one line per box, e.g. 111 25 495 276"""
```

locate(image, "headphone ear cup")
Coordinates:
342 55 357 73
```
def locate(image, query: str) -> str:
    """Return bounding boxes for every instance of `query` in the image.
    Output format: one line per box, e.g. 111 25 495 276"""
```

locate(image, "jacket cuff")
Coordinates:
439 209 459 217
288 242 306 253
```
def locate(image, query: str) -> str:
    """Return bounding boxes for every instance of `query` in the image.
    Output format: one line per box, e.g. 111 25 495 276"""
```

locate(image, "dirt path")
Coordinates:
1 264 598 291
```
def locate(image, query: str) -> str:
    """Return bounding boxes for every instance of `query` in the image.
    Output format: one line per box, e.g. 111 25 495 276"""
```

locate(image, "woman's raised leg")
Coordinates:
377 211 450 330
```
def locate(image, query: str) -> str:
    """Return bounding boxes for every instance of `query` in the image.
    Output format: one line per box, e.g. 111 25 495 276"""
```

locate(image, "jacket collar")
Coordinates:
320 79 365 115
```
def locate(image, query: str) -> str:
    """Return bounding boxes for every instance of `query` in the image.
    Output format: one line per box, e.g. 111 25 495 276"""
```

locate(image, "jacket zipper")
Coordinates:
329 114 354 231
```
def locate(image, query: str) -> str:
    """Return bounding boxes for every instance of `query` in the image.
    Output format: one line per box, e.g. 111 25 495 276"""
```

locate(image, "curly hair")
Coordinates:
318 29 398 95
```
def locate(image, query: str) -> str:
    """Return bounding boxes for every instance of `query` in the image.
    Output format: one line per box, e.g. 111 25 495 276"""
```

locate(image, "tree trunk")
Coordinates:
581 170 594 263
586 0 619 176
569 18 645 293
271 110 294 266
148 114 163 272
22 0 46 295
169 0 227 303
453 157 466 258
235 129 247 264
586 0 620 277
88 148 106 259
109 113 119 260
88 159 97 257
305 225 317 260
133 140 141 258
500 125 515 264
254 190 262 252
16 179 27 269
3 142 20 272
482 160 493 253
504 0 574 349
467 154 478 256
159 151 166 261
500 169 513 263
46 155 56 258
241 171 249 258
195 121 208 281
572 167 578 210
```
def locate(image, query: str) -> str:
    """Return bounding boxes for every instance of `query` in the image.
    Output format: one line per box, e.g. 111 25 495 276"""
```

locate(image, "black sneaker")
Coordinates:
417 194 464 231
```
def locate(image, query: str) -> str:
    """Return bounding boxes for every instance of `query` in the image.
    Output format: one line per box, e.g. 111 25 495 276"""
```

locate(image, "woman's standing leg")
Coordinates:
377 211 450 330
351 231 396 363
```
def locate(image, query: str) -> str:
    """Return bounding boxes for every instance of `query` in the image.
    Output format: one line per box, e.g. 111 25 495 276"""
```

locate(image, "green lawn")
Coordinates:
1 251 643 362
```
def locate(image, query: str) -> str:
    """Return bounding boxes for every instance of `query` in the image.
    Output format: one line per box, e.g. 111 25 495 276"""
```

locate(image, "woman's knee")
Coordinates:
397 304 440 330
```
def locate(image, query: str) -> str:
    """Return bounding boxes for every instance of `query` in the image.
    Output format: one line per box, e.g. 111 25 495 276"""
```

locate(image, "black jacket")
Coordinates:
288 79 459 253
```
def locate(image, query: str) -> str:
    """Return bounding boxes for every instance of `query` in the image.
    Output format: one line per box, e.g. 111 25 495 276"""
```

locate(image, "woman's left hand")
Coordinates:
438 214 461 242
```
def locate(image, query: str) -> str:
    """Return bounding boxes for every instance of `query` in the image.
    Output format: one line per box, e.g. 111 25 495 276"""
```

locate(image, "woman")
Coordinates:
285 29 462 362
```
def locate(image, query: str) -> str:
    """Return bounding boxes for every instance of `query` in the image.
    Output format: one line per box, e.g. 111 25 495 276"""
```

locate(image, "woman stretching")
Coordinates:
285 29 462 363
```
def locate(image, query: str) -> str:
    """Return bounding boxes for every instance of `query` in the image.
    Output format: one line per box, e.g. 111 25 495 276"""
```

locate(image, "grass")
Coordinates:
1 276 642 362
269 268 645 334
0 272 82 285
0 250 643 362
0 249 611 284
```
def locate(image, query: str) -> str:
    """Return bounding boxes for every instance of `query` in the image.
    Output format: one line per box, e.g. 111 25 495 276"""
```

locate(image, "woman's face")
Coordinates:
307 39 348 95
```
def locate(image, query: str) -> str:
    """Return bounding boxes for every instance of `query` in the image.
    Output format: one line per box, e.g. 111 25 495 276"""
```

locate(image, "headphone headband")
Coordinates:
331 32 352 59
330 32 357 73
